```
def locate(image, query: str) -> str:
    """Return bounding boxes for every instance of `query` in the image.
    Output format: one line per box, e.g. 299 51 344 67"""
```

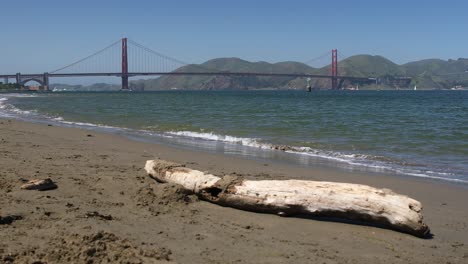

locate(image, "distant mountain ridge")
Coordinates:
52 55 468 90
130 55 468 90
130 58 317 90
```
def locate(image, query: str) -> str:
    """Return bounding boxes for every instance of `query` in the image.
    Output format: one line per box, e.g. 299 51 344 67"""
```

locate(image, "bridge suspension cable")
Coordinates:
49 38 224 75
337 51 349 62
303 51 332 66
2 37 378 91
127 39 188 73
126 39 219 73
336 52 352 73
50 40 121 74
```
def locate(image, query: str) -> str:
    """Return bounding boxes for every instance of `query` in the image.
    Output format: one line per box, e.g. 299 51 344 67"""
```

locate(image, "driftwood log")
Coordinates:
145 159 429 237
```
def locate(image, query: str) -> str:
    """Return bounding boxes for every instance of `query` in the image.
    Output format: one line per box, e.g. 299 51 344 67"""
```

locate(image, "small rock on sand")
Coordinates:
0 215 23 225
20 178 57 191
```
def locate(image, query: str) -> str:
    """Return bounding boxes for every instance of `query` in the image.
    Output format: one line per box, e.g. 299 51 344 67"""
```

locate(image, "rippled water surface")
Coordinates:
1 90 467 183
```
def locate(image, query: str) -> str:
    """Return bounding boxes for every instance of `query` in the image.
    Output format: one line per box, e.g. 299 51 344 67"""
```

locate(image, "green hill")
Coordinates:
402 58 468 88
336 55 404 77
129 56 468 90
299 55 406 89
131 58 316 90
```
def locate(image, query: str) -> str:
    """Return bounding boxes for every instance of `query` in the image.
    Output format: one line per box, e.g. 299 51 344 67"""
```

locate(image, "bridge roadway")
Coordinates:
1 72 374 80
1 71 375 87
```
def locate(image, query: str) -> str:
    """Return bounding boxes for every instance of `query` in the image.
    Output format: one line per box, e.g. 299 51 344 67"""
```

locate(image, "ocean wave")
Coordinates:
165 131 271 149
166 130 394 168
1 94 466 184
0 94 117 130
0 93 39 98
56 119 119 130
0 95 39 117
0 98 7 109
165 130 468 184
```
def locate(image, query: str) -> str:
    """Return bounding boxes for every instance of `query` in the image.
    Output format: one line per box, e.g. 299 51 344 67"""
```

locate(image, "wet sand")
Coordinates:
1 119 467 263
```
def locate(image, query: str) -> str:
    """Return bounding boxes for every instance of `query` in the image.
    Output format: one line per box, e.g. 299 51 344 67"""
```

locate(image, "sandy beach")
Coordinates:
1 118 467 263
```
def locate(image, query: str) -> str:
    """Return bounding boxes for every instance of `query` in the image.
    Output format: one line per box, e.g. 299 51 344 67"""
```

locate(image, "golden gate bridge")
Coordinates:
0 38 377 90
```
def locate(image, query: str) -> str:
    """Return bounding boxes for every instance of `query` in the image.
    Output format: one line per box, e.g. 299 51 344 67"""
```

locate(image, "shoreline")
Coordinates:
2 92 467 185
1 118 468 263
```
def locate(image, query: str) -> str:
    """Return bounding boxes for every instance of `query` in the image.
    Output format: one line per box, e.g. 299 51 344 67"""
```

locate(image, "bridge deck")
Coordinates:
1 72 373 81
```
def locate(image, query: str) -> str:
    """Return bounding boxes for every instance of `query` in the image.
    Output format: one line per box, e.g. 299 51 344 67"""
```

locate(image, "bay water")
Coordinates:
1 90 467 183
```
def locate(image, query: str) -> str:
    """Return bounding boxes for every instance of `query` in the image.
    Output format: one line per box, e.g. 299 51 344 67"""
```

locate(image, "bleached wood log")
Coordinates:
145 159 429 237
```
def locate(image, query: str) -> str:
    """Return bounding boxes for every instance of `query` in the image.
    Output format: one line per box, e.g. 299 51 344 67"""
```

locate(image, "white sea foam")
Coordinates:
57 119 118 129
165 130 468 184
0 94 117 130
1 94 466 184
0 94 41 117
166 131 272 149
0 93 39 98
0 98 7 109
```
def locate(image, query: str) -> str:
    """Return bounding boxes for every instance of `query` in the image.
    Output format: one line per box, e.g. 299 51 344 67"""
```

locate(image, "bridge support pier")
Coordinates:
338 79 345 90
16 73 21 85
3 77 7 84
122 76 128 90
43 72 49 91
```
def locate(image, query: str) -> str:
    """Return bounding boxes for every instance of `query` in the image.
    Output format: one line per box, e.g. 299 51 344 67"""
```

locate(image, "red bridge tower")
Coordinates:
121 38 129 90
331 49 338 90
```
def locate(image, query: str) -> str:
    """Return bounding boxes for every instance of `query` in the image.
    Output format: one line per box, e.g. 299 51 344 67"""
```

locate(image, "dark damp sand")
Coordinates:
1 119 467 263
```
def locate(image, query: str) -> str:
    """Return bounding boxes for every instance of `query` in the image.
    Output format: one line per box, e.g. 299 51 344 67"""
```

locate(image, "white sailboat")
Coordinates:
414 86 417 91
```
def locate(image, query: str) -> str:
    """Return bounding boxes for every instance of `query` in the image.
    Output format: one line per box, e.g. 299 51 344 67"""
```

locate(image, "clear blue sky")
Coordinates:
1 0 467 78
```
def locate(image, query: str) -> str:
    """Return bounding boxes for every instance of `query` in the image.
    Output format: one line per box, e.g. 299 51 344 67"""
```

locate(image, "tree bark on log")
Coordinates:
145 159 430 237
